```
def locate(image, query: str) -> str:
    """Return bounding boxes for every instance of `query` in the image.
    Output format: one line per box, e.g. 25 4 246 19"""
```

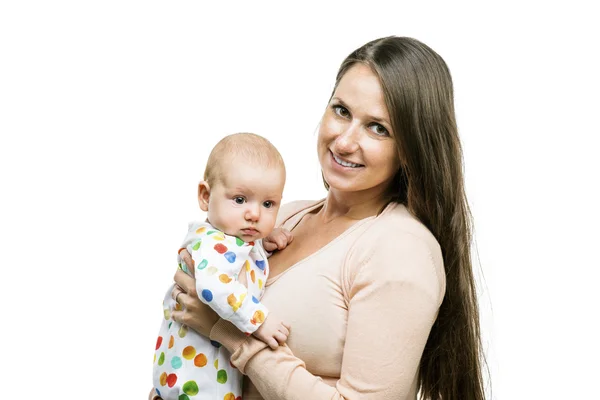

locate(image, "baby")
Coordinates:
152 133 291 400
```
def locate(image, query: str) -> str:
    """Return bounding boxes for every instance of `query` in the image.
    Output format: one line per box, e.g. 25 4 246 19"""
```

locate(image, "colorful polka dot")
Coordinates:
227 293 245 312
258 279 263 289
159 372 168 386
196 227 207 234
192 240 202 251
178 325 188 338
244 260 251 271
214 243 228 254
178 395 190 400
250 270 256 283
252 295 259 304
235 237 244 246
202 289 213 302
163 309 171 320
171 356 183 369
217 369 228 384
214 232 226 241
206 266 218 276
155 336 163 350
251 310 265 325
167 373 177 387
194 353 207 367
224 251 236 263
182 381 199 396
158 352 165 366
214 359 219 369
210 340 222 348
168 335 174 349
197 259 208 270
182 346 196 360
219 274 232 283
255 260 265 270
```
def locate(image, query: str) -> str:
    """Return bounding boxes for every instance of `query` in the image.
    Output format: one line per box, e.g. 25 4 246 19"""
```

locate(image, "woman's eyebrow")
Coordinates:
331 96 391 125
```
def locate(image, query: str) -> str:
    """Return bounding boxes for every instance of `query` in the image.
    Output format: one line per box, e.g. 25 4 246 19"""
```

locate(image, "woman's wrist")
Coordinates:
210 319 272 374
209 318 250 353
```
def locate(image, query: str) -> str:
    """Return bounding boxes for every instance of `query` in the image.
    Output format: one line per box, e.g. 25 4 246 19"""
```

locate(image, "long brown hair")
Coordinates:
332 36 486 400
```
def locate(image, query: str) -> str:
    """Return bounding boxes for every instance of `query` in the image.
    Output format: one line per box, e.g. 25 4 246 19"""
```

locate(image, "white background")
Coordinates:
1 1 598 399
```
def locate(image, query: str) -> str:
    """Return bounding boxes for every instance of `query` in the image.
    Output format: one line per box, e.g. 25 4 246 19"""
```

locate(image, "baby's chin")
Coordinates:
236 232 266 243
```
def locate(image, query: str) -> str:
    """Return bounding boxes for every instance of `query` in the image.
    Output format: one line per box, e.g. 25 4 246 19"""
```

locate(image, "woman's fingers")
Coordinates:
148 387 162 400
171 309 185 325
180 249 195 269
171 285 183 303
174 269 197 297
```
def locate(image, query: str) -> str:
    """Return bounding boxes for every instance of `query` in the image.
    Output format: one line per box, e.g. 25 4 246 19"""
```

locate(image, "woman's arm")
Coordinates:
176 231 444 399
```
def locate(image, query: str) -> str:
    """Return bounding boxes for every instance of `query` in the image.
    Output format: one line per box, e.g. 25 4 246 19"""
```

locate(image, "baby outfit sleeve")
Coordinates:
183 224 269 335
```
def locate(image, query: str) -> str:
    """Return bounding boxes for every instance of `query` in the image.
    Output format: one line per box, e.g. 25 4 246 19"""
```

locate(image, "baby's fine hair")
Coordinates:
204 132 285 186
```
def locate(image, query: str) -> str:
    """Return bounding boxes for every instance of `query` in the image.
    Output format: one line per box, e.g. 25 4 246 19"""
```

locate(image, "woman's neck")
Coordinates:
319 189 391 223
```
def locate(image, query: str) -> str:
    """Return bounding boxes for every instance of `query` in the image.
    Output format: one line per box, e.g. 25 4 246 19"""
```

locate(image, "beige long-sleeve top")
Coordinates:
210 199 446 400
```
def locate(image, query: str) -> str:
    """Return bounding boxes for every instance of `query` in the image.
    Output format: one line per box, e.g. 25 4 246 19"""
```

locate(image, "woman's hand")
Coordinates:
148 387 161 400
171 250 219 337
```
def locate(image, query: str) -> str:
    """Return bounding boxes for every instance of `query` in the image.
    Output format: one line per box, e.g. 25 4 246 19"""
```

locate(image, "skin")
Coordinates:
153 64 401 399
198 157 286 242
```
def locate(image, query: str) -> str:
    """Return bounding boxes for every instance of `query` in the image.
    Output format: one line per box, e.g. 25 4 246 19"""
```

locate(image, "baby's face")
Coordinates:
206 165 285 242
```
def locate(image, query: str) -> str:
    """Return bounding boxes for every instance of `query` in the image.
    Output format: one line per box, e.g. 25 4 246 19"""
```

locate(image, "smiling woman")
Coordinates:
319 63 400 198
155 36 486 400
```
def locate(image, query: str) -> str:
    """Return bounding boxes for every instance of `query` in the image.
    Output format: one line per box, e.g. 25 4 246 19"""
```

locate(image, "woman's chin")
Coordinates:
325 178 364 193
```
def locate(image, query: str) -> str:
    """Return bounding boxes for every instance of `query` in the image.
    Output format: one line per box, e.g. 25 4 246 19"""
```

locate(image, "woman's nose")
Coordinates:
333 122 361 154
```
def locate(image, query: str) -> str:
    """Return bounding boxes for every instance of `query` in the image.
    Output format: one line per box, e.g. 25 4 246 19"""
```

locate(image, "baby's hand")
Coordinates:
263 228 293 253
252 315 291 350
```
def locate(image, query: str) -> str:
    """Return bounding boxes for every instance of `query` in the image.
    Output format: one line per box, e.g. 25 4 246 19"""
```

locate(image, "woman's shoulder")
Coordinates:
370 202 440 253
346 202 445 302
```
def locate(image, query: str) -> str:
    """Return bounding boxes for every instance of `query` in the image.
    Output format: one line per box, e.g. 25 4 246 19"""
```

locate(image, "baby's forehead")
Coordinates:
218 165 285 198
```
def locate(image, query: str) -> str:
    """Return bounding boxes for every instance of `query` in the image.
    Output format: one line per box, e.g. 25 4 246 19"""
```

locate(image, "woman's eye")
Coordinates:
263 201 273 208
369 123 389 137
333 105 350 118
234 197 245 204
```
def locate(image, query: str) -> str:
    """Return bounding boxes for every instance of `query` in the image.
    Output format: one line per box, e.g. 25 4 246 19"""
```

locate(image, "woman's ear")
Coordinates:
197 181 211 212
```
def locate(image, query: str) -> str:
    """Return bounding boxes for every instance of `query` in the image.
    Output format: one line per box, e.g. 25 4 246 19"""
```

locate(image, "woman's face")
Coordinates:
318 63 400 196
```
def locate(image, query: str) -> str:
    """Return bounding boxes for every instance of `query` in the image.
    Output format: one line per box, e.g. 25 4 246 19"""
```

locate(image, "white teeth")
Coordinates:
333 153 361 168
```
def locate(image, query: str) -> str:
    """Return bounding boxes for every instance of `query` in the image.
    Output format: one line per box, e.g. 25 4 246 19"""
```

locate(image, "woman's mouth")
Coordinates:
331 151 363 168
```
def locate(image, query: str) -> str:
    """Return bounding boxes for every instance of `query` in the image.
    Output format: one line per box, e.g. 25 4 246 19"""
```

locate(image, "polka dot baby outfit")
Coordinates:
153 222 269 400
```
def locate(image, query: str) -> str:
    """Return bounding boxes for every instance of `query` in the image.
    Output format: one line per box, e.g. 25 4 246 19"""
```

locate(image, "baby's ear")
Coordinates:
197 181 211 212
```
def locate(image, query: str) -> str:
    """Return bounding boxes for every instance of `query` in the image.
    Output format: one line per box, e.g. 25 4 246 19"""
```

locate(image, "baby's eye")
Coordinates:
263 201 274 209
234 197 246 204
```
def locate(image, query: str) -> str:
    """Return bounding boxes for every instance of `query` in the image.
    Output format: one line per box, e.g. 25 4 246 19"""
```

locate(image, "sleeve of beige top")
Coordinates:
210 229 444 400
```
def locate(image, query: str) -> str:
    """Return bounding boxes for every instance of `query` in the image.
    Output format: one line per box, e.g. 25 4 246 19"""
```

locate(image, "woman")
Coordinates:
153 36 486 400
